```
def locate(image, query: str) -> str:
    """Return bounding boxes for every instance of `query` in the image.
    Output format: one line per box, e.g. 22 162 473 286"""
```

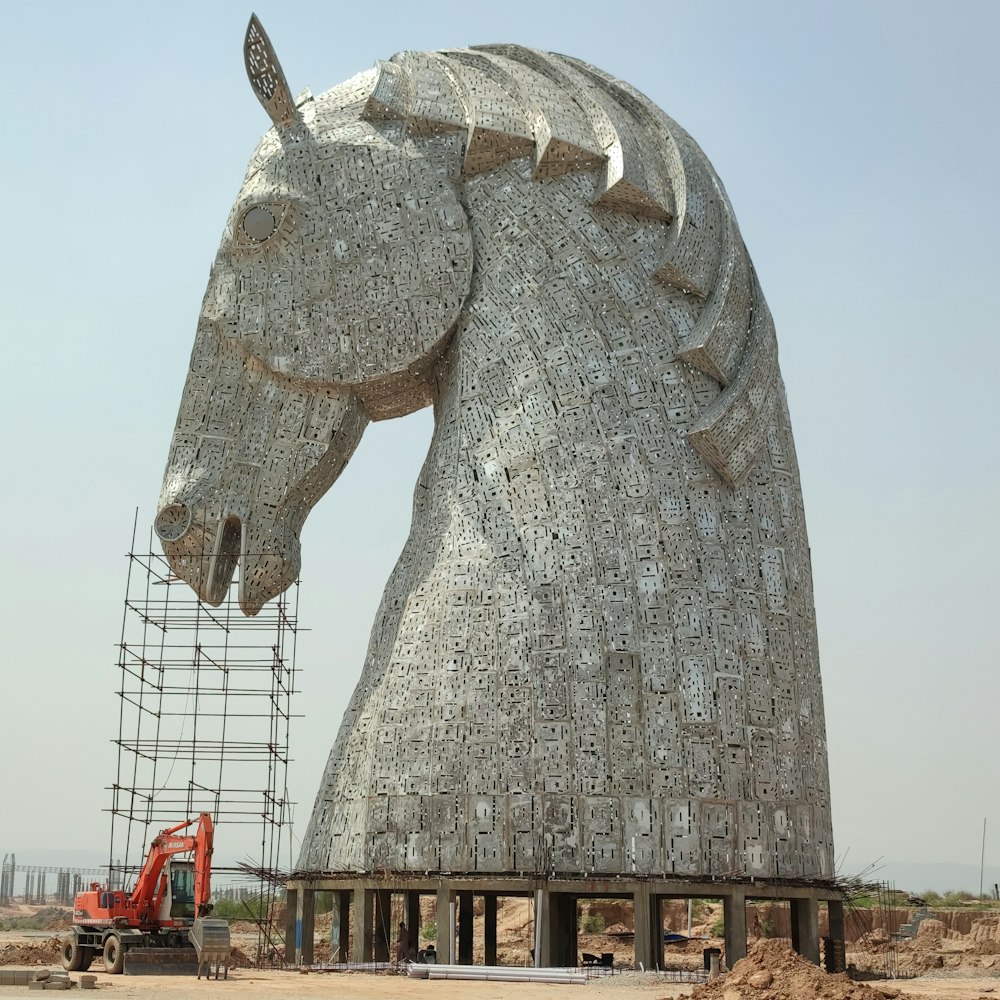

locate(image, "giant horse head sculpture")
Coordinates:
157 18 775 616
157 18 831 881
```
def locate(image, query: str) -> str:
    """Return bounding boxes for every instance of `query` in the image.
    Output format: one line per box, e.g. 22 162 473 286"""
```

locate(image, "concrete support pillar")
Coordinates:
406 891 421 957
828 899 845 942
457 890 474 964
534 888 548 967
652 894 663 970
330 892 342 962
723 891 748 967
791 897 820 964
825 899 846 972
332 891 350 962
484 894 498 966
541 893 575 967
299 887 315 965
435 887 454 963
556 894 579 967
284 887 298 966
374 889 391 962
633 885 658 971
351 888 374 963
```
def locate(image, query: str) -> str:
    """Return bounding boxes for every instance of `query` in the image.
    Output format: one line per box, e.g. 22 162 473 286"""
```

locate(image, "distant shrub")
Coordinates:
759 917 777 938
579 913 606 934
211 895 271 922
922 889 976 907
0 907 71 932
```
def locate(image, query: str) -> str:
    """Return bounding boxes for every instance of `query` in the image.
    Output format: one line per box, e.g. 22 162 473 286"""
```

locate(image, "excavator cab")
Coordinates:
157 860 196 923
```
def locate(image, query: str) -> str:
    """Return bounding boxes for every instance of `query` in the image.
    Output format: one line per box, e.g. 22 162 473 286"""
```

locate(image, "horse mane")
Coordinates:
323 46 782 487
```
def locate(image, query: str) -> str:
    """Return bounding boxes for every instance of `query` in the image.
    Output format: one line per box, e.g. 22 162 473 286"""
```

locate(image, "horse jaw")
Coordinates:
155 503 301 616
237 524 302 616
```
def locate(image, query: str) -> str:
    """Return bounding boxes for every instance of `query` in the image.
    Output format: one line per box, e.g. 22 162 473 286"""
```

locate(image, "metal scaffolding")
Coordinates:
108 519 299 963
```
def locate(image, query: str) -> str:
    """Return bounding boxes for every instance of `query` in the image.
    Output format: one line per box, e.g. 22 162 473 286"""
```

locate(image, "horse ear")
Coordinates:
244 14 300 128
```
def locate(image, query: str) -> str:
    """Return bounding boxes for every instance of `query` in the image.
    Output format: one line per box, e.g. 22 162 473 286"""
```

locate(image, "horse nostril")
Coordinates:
154 503 193 542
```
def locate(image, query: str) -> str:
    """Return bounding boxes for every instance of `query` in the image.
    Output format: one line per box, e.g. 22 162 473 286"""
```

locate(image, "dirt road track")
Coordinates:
1 969 999 1000
0 970 676 1000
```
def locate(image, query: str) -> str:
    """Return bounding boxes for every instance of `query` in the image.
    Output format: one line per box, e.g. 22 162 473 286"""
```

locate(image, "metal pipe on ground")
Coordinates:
409 963 586 984
303 963 396 973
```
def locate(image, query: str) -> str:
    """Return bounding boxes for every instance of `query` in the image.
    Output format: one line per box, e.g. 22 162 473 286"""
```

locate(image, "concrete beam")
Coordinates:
292 875 841 902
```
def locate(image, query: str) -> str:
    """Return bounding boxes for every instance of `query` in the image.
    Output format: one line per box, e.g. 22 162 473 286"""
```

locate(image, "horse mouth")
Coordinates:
154 510 243 608
207 515 243 604
207 513 299 616
156 506 297 616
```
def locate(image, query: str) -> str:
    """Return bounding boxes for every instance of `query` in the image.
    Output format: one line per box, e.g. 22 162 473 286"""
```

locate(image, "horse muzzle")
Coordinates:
154 504 298 615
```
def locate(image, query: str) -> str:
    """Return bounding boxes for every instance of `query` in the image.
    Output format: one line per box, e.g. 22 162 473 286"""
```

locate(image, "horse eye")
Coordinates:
241 205 278 242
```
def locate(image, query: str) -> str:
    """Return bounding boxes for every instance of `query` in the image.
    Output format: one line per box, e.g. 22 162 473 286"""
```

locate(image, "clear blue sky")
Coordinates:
1 0 997 890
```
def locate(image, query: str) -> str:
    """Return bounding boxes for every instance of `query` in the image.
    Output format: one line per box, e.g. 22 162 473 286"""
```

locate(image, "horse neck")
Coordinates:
425 297 699 574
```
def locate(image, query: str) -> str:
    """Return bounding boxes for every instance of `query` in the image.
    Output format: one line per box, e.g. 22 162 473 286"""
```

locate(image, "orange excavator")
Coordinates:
61 813 230 975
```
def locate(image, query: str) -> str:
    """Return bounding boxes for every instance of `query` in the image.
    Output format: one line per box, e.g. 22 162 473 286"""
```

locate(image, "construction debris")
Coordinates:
679 939 918 1000
0 938 63 966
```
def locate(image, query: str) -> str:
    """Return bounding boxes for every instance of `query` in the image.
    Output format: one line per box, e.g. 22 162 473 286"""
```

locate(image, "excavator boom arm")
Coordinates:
193 813 214 915
128 813 215 918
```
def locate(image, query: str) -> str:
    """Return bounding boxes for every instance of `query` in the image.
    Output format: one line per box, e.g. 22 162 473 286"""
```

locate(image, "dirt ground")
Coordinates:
4 902 1000 1000
0 965 998 1000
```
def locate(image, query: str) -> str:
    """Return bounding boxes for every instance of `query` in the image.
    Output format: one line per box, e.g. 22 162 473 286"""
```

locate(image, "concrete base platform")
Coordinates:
283 873 844 971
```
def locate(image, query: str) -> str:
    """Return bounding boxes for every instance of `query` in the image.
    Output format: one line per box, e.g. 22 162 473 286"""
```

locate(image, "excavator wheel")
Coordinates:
79 947 95 971
60 935 87 972
103 935 125 975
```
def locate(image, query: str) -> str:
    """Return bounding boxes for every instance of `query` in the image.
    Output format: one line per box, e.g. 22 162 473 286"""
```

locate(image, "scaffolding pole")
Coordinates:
108 516 299 966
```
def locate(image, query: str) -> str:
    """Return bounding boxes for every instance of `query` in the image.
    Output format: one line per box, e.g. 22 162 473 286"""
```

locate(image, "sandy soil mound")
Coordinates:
0 906 73 932
678 939 918 1000
969 916 1000 955
229 945 255 968
0 937 64 966
911 920 945 950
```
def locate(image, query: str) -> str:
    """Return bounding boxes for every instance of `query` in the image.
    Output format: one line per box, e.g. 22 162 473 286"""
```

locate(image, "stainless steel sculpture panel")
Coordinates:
157 18 834 879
